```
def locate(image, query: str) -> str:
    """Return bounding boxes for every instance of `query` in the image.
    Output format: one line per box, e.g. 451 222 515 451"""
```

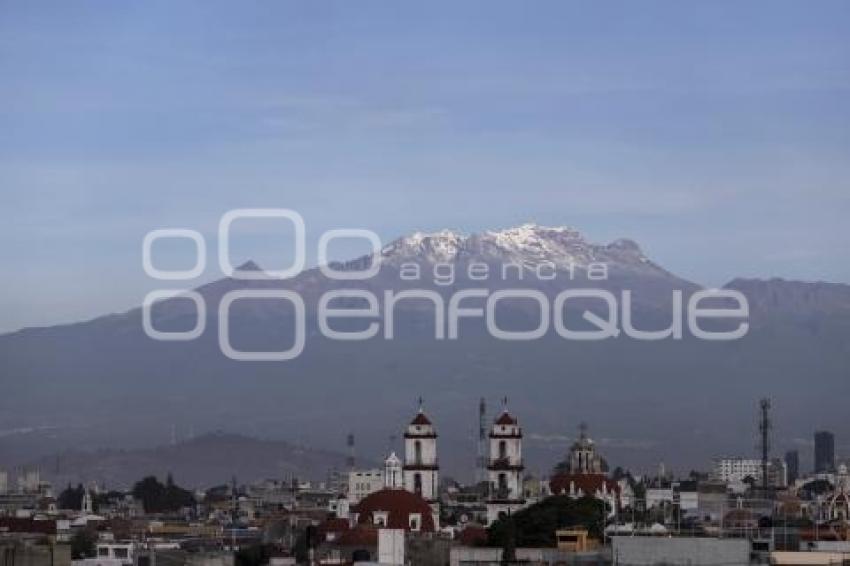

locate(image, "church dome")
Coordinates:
549 473 620 497
354 488 436 532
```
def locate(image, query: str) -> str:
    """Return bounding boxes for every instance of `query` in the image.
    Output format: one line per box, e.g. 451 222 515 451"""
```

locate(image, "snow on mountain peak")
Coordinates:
406 228 464 245
483 223 580 247
381 228 465 262
378 223 657 273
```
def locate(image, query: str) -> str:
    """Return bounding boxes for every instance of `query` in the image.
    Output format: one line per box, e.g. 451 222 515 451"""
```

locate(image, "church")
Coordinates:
485 405 527 525
341 403 441 534
337 404 626 535
549 423 623 516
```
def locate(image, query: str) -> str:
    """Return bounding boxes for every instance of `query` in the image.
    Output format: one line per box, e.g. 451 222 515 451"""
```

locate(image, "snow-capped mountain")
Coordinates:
377 223 667 277
1 223 848 482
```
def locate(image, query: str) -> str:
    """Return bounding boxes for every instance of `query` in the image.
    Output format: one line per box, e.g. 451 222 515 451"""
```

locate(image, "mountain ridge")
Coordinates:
25 431 357 489
4 224 850 338
1 223 848 479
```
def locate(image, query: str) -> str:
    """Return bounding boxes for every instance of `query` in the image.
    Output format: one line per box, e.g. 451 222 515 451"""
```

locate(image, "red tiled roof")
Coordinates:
354 489 435 532
337 525 378 546
495 412 517 425
549 473 620 497
318 517 350 539
723 509 758 527
0 518 57 535
457 525 487 546
410 412 432 426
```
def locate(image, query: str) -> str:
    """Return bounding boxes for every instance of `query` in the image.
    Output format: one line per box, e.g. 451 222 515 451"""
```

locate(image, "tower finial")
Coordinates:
418 397 424 412
579 421 588 439
502 396 508 410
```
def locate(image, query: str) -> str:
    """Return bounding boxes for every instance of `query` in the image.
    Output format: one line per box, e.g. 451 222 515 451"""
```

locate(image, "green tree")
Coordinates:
235 543 275 566
70 529 97 559
132 475 194 513
501 514 516 564
58 484 85 510
487 495 606 548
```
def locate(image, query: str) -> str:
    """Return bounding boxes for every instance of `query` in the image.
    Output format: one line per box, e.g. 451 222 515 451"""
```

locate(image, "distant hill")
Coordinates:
28 432 355 489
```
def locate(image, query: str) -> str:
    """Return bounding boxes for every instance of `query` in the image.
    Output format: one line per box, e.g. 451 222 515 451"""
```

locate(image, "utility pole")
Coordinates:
346 433 355 470
477 397 487 485
759 398 771 497
230 475 237 551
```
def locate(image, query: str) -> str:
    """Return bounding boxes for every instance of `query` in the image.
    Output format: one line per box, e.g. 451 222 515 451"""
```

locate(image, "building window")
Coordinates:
498 473 508 495
414 473 422 495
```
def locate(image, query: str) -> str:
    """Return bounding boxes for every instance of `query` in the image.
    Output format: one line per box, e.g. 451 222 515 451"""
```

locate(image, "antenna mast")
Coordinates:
477 398 487 484
346 433 355 470
759 398 772 495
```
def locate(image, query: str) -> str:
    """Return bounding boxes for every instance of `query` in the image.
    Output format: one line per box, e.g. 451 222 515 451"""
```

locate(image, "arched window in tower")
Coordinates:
414 440 422 465
414 473 422 496
498 473 508 497
499 440 507 460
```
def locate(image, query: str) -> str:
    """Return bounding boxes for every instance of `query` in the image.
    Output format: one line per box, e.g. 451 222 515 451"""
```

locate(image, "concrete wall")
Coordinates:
184 552 234 566
450 545 608 565
2 542 71 566
803 540 850 552
773 551 850 565
406 537 451 566
377 529 404 565
613 536 749 566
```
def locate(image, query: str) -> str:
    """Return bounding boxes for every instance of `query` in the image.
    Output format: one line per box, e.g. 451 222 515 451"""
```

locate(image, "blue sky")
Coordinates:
0 1 848 332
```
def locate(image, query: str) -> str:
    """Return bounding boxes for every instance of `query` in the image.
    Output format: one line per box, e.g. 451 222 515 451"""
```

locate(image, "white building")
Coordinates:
83 489 94 514
713 458 787 487
73 543 136 566
347 469 384 504
645 487 675 509
675 483 699 512
486 408 526 525
17 468 40 493
384 452 403 489
403 405 439 505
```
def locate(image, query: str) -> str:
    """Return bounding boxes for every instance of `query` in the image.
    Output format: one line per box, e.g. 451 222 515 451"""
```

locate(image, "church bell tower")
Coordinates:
403 399 439 504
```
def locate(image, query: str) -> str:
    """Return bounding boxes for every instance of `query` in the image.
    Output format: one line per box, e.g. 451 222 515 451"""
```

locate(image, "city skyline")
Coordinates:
2 2 849 563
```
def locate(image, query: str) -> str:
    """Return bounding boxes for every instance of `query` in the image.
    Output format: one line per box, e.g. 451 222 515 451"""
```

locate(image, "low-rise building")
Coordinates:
347 470 383 505
612 536 750 566
713 458 787 487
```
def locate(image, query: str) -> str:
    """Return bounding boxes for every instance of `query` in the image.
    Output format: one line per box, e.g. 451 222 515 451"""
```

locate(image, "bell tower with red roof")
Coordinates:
486 398 526 525
403 398 439 507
